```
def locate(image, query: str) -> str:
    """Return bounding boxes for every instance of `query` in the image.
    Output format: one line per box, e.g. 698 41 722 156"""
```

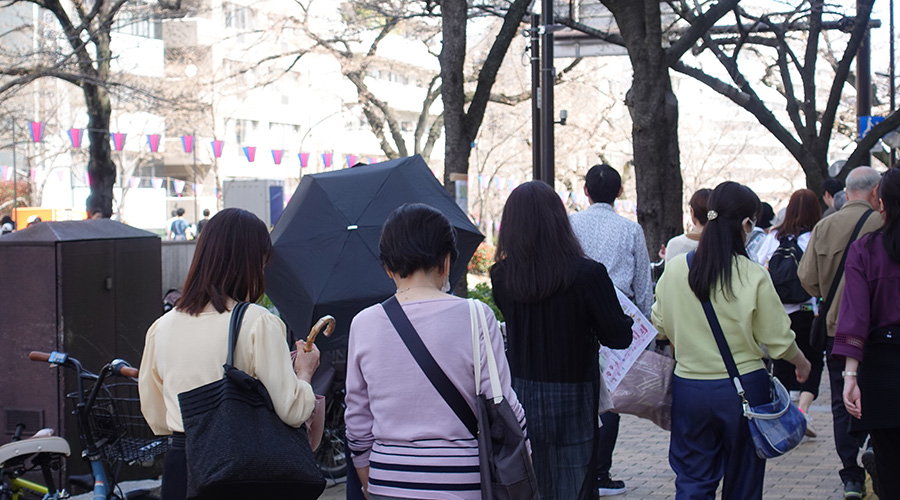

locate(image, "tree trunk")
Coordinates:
606 0 683 256
440 0 471 198
84 84 117 217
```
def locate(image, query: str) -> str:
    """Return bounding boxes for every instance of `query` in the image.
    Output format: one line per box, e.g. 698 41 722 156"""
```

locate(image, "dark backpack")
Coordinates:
768 235 811 303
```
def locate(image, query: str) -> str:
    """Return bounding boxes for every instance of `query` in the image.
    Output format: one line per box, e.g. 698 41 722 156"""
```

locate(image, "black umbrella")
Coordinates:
266 155 484 350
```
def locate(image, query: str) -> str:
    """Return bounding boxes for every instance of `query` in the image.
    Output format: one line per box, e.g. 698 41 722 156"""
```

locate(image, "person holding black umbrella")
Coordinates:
344 203 525 500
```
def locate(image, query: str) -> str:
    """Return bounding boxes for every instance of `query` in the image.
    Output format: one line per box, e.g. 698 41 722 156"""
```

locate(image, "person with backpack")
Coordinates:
753 188 824 437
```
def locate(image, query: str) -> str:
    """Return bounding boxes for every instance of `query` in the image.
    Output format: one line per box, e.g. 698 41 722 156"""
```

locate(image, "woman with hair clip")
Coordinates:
491 181 633 500
652 181 811 499
835 167 900 498
138 208 320 500
753 188 824 435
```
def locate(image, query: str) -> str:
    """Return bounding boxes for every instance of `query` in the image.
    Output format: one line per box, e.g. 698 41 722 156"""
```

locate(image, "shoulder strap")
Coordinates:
227 302 251 367
820 209 875 314
686 252 748 404
382 296 478 437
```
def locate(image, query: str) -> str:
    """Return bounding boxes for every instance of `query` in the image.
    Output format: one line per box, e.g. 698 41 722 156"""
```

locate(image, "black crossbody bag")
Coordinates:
810 209 874 351
382 296 538 500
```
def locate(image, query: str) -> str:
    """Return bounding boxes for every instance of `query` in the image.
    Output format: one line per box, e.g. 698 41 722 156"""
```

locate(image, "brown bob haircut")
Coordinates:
177 208 272 315
776 188 821 238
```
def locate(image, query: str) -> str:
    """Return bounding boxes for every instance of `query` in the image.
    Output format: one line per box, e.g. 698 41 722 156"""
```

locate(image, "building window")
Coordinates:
234 119 258 144
224 3 252 30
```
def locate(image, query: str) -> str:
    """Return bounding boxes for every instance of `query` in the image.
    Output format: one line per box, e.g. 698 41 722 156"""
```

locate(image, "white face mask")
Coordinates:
441 274 451 294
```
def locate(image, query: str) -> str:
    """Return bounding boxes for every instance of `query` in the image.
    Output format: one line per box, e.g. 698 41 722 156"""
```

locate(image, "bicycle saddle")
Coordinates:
0 435 70 467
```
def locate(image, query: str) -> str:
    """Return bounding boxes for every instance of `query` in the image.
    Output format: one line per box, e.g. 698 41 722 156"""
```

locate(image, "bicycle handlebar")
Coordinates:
28 351 52 362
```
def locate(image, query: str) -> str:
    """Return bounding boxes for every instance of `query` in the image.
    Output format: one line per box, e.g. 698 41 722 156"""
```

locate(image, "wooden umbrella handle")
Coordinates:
305 315 335 352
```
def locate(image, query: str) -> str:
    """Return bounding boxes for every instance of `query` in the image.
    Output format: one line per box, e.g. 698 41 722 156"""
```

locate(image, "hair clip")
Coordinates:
707 210 719 221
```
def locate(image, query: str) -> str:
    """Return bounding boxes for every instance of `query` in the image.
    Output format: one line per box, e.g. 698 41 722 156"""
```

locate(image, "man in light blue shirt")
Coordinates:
569 164 652 496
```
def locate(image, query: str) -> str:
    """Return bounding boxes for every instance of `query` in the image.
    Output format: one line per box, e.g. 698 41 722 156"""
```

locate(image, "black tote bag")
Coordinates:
177 302 325 499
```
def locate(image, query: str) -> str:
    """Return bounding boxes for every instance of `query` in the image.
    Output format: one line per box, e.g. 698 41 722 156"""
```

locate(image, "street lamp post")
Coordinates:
540 0 555 188
11 119 17 224
193 130 199 225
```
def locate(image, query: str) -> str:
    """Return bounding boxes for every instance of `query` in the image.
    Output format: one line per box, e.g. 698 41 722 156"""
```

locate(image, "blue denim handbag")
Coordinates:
742 375 806 458
688 251 806 459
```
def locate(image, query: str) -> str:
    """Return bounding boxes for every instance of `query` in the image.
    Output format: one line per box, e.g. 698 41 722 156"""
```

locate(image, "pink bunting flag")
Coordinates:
194 183 203 195
147 134 160 153
173 179 186 195
322 152 333 168
30 169 36 183
182 135 194 153
68 128 84 148
243 146 256 162
83 171 91 186
129 177 141 189
346 154 357 168
1 166 10 181
151 177 163 189
298 152 309 168
272 149 284 165
211 140 224 158
368 157 376 164
112 132 127 151
29 122 45 143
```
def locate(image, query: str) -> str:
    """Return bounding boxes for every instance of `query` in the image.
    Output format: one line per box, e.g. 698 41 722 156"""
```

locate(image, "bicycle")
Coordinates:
22 351 168 500
0 423 71 499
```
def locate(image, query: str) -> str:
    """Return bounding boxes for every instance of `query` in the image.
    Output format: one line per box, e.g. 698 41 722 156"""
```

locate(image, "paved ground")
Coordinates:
90 376 873 500
317 374 875 500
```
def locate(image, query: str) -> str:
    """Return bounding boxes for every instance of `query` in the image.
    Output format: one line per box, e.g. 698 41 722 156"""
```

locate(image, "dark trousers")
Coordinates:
596 411 619 480
161 447 187 500
870 428 900 500
825 338 866 484
669 370 770 500
773 311 824 396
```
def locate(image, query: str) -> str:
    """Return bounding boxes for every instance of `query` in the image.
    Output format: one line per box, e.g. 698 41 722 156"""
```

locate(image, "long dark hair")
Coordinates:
876 167 900 263
177 208 272 315
688 181 760 302
494 181 584 301
775 188 821 238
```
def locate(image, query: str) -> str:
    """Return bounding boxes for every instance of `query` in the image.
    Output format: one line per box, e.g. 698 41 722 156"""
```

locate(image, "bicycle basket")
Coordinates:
67 380 168 465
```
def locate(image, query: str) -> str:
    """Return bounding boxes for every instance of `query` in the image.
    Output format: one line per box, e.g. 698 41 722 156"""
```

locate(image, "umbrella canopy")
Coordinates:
266 155 484 350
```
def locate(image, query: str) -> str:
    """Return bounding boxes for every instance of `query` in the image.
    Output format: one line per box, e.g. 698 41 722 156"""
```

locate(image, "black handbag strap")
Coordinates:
686 252 750 410
227 302 251 367
818 209 875 317
381 296 478 437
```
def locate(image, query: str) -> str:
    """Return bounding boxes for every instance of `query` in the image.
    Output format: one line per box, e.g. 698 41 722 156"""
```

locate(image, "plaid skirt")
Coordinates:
512 377 598 500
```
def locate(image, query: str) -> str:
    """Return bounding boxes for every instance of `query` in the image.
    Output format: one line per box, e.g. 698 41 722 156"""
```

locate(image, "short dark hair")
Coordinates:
756 202 775 229
203 209 210 216
177 208 272 315
379 203 458 278
176 208 185 216
494 181 584 301
690 188 713 225
822 178 844 196
585 164 621 204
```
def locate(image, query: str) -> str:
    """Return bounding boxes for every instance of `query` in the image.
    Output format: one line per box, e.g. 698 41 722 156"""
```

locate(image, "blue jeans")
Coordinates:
669 369 770 500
